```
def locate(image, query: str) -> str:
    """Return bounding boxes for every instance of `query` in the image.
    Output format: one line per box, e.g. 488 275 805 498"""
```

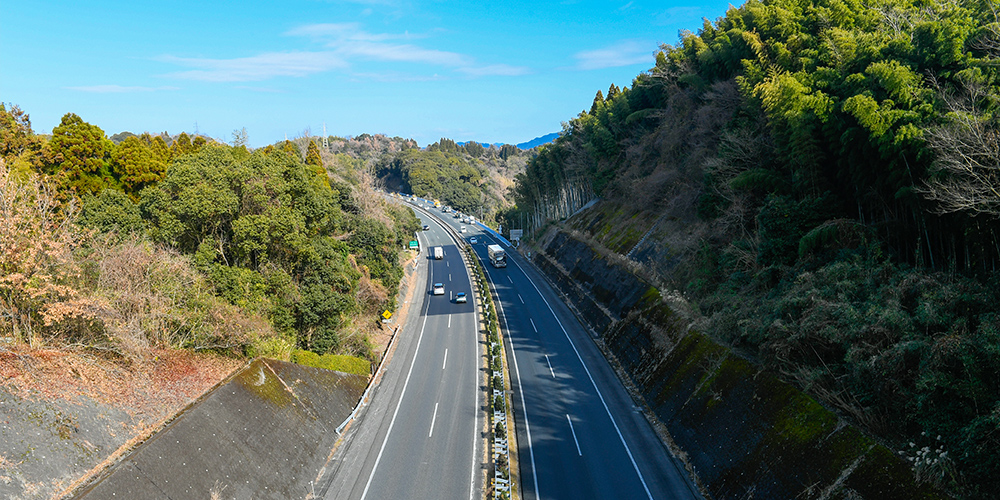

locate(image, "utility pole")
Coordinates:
322 123 329 150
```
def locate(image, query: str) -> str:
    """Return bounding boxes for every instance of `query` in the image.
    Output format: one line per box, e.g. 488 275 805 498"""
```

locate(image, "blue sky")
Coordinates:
2 0 733 147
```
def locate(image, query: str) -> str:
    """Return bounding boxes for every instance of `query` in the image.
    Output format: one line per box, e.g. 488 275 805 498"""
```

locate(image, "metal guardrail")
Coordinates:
336 325 400 435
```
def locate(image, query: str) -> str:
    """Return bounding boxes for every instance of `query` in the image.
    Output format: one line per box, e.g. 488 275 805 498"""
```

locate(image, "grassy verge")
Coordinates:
289 349 372 376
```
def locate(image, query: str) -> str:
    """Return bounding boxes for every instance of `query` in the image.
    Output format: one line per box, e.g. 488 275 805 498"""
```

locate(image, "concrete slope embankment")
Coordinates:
533 228 945 500
76 358 366 500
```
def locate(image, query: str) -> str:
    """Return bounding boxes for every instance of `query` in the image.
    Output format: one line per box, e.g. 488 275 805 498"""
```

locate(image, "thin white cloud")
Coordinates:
158 52 348 82
340 41 470 66
233 85 288 93
285 23 404 42
348 71 446 82
159 23 525 82
574 40 654 70
67 85 179 93
288 24 465 66
457 64 531 77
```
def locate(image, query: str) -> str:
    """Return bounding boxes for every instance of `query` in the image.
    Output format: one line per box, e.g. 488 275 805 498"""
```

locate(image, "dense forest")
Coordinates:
0 105 419 366
505 0 1000 497
375 137 529 219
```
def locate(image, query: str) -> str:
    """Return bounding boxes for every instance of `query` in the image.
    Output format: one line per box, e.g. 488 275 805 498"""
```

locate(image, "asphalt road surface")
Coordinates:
319 209 481 500
432 206 701 500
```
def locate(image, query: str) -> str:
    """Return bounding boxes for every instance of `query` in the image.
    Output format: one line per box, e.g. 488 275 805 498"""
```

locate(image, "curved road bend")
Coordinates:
435 209 701 500
319 209 481 500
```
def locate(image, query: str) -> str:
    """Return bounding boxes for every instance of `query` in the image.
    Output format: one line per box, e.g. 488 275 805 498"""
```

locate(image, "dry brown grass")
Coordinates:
1 344 243 499
0 345 240 419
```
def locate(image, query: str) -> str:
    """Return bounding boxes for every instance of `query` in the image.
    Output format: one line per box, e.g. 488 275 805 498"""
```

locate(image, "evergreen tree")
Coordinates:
112 136 166 197
606 83 620 100
171 132 193 157
590 90 605 115
306 140 324 170
47 113 115 196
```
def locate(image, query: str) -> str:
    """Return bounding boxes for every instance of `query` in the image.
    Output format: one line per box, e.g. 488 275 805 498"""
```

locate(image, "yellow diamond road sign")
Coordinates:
382 310 392 320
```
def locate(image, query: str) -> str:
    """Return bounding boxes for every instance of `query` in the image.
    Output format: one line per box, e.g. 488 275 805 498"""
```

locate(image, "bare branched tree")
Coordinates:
920 77 1000 217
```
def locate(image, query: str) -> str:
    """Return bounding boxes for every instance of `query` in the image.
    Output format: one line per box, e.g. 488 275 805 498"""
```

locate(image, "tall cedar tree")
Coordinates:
47 113 115 196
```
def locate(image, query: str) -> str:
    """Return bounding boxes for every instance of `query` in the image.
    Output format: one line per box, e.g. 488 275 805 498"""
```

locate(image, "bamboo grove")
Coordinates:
505 0 1000 496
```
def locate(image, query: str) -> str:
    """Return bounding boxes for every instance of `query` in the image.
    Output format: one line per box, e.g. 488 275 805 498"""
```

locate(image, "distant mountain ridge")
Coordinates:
457 132 559 150
516 132 559 149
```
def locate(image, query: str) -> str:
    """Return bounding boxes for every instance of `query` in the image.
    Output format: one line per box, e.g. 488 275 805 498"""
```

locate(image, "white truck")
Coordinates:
433 246 443 260
487 244 506 268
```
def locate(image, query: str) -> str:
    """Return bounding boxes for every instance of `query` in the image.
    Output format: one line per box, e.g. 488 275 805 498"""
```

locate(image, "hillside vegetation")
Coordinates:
506 0 1000 496
1 106 419 367
375 137 529 219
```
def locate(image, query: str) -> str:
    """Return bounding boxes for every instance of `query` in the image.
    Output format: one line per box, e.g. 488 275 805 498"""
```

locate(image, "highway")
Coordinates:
319 209 482 500
430 204 701 500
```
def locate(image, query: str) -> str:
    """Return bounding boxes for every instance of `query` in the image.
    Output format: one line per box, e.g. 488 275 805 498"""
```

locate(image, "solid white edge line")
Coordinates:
567 414 582 456
415 203 481 500
359 273 434 500
480 249 540 499
507 256 655 500
429 402 439 437
443 348 448 370
470 292 478 500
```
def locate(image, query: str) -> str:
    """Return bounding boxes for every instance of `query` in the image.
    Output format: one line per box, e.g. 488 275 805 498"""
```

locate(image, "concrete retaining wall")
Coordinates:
76 358 366 500
537 229 944 499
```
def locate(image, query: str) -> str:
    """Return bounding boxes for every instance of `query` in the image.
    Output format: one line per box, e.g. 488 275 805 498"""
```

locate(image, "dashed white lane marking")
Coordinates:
429 403 440 437
567 414 582 456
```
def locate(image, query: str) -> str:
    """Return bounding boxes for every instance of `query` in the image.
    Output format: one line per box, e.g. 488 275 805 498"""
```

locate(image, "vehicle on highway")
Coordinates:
454 292 467 303
470 237 477 244
433 283 444 295
488 244 507 268
460 226 466 233
433 246 443 260
453 213 461 218
423 224 430 230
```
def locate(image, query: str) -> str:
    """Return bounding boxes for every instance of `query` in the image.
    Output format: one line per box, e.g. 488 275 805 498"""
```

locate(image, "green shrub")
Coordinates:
290 349 371 375
247 334 295 360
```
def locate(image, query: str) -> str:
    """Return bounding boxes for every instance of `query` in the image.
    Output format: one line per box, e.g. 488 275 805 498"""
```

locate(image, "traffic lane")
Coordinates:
482 265 656 499
359 239 479 499
321 234 438 500
441 216 694 496
362 309 477 499
494 245 699 499
426 245 473 317
328 207 480 500
440 218 679 496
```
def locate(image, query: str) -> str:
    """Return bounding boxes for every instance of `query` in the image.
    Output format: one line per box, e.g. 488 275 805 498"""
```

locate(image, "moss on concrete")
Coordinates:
535 228 949 499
